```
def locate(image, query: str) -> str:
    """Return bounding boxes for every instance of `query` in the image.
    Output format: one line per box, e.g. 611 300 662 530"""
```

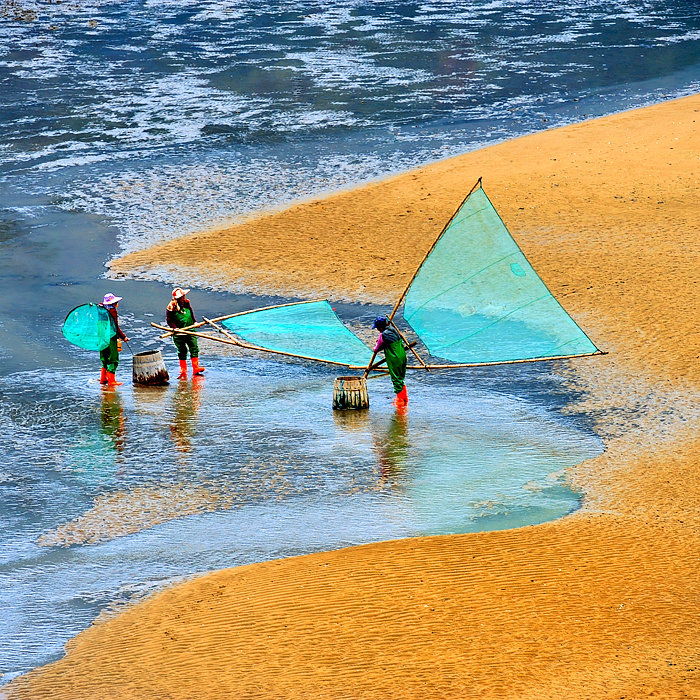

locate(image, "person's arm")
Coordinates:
373 333 386 352
110 308 128 341
166 304 178 329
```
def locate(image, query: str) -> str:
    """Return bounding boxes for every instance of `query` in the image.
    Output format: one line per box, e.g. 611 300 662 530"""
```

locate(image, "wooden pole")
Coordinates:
389 319 430 372
157 298 327 339
349 341 417 371
151 321 362 368
363 177 483 377
202 316 246 345
353 357 387 372
366 371 390 380
402 350 607 370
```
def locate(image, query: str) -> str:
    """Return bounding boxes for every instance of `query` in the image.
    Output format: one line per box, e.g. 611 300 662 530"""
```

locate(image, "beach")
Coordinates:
6 93 699 699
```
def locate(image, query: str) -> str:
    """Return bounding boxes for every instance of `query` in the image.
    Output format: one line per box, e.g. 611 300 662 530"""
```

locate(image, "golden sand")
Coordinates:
6 94 699 699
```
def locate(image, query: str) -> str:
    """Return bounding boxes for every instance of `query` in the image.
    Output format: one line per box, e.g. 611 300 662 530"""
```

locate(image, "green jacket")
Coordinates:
166 299 196 329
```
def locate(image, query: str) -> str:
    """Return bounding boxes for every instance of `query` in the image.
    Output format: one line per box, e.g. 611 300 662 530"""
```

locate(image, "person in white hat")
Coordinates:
99 293 129 386
166 287 205 379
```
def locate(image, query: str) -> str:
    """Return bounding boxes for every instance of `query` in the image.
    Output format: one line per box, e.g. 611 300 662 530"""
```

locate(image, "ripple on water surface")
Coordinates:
2 0 698 262
0 356 601 681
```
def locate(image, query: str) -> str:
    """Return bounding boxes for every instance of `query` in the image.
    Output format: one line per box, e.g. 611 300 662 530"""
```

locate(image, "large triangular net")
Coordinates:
221 300 374 367
402 187 599 364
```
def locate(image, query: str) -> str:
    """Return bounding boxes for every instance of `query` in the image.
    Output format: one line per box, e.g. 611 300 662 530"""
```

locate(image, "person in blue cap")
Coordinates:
372 316 408 405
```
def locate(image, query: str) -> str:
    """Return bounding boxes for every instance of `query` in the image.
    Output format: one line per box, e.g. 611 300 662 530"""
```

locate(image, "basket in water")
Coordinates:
132 350 169 386
332 376 369 410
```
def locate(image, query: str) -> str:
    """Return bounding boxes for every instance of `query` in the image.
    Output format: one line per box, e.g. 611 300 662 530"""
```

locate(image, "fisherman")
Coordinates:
99 293 129 386
372 316 408 405
166 287 205 379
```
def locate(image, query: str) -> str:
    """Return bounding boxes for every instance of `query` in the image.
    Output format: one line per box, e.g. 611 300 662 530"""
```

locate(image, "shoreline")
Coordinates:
6 94 699 699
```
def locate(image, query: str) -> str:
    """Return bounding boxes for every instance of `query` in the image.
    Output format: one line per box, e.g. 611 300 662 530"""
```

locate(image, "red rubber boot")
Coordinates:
177 359 188 379
100 368 108 385
105 371 122 386
394 385 408 405
191 356 205 376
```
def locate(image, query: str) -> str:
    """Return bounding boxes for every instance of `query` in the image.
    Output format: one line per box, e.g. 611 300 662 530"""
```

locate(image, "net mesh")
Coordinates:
62 304 116 351
221 300 374 367
403 187 599 364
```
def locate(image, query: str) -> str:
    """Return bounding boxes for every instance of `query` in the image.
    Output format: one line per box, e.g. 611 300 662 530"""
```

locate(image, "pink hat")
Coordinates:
103 293 122 305
172 287 190 299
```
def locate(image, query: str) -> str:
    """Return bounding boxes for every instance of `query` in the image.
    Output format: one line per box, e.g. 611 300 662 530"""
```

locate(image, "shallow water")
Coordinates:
0 0 697 687
0 357 601 681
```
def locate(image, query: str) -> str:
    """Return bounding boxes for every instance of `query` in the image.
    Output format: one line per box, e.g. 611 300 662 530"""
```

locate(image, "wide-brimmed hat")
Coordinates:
172 287 190 299
103 293 122 305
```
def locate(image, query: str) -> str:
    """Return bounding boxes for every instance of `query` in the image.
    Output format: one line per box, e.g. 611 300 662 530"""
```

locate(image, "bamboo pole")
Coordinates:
366 371 390 380
348 341 418 370
202 316 246 345
157 298 327 339
389 319 429 372
151 321 361 368
402 350 607 370
362 177 483 378
152 323 246 346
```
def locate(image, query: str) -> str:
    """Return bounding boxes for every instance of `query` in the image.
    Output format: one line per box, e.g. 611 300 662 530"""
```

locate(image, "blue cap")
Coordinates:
372 316 387 329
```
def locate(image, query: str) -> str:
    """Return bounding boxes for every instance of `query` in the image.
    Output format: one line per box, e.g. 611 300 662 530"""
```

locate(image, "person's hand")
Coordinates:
124 337 130 342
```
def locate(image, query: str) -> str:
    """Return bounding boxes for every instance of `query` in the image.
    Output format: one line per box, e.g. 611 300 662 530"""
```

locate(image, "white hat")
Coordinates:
103 293 122 305
172 287 190 299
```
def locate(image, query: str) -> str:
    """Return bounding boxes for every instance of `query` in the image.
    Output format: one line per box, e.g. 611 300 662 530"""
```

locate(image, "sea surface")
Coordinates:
1 0 698 686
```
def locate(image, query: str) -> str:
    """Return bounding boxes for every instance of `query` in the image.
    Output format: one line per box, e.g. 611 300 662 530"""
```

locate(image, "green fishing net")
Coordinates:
62 303 116 351
403 187 599 364
221 300 374 367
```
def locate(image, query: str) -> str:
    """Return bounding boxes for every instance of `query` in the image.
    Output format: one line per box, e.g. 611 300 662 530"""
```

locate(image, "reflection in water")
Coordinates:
99 387 126 463
170 376 204 455
132 383 170 410
332 407 371 433
375 405 410 487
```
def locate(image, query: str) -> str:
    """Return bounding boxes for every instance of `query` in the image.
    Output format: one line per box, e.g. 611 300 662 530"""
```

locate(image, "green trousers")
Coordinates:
99 337 120 373
173 333 200 360
384 340 407 393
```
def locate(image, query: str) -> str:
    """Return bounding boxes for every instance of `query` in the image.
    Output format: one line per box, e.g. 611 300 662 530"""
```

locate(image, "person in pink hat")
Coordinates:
166 287 205 379
98 293 129 386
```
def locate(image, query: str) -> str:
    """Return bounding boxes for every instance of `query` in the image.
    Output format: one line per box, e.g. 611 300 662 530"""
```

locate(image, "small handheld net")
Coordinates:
62 303 116 351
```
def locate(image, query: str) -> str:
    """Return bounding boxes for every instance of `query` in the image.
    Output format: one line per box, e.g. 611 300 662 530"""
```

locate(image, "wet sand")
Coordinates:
7 94 699 698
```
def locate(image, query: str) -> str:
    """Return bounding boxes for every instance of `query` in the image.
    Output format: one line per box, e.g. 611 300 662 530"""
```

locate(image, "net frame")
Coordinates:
149 180 604 372
62 303 117 351
364 178 602 375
